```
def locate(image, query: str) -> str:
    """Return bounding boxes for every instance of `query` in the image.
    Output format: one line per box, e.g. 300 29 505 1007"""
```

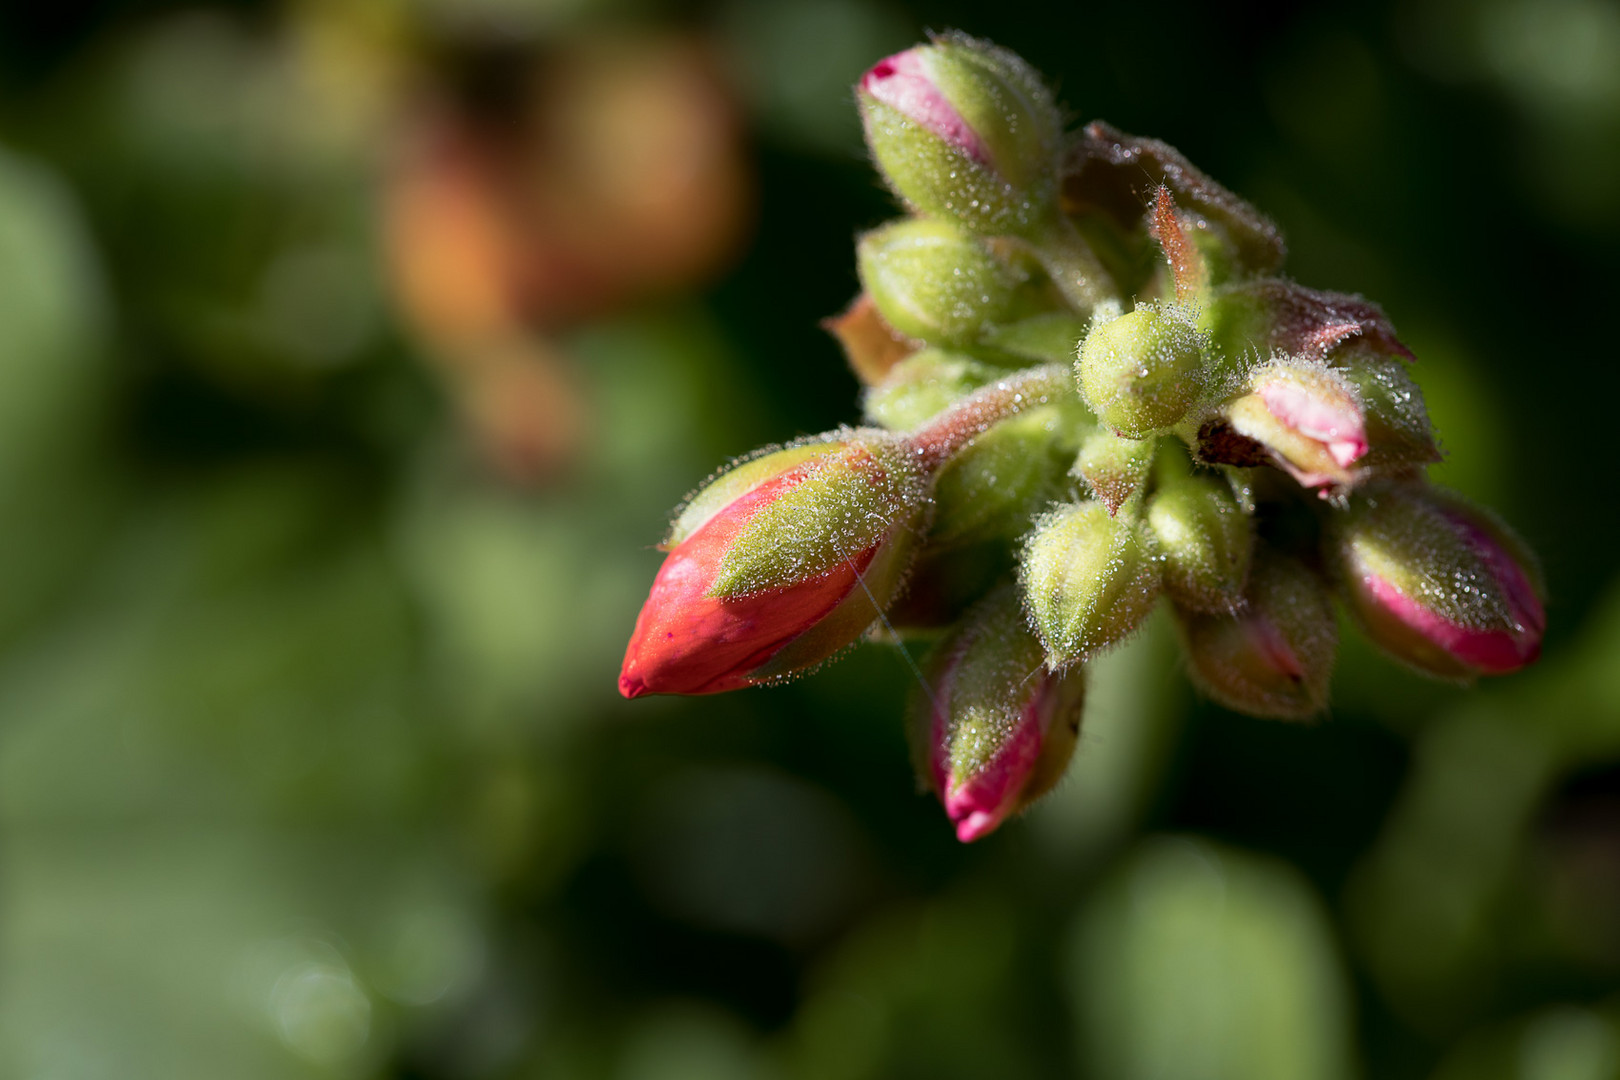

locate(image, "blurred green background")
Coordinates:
1 0 1618 1077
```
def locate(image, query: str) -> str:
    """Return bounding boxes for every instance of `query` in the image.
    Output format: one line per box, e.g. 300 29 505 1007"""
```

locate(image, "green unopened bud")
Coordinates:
857 219 1032 347
863 347 1004 431
930 404 1084 548
858 34 1062 235
1336 347 1440 474
1176 553 1337 720
1077 303 1207 438
1074 430 1154 515
1020 501 1162 667
1146 467 1252 613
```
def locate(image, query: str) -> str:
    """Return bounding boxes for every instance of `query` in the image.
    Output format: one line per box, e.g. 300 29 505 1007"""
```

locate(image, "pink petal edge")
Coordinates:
1258 379 1368 466
1364 572 1539 674
862 50 992 166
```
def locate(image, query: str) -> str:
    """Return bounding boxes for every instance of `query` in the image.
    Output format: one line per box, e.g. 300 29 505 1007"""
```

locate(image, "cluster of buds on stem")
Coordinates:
620 34 1545 841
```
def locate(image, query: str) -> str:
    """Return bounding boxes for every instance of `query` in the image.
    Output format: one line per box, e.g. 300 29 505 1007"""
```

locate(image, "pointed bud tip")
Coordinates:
860 49 990 165
951 808 1000 843
1363 570 1541 675
910 586 1084 843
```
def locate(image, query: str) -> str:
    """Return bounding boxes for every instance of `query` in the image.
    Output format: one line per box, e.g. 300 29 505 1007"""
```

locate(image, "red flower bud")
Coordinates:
1329 484 1545 679
619 435 929 697
910 587 1084 842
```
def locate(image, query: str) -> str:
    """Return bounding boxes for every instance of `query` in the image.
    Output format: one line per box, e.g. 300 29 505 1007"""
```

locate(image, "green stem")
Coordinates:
1027 213 1116 312
909 363 1076 472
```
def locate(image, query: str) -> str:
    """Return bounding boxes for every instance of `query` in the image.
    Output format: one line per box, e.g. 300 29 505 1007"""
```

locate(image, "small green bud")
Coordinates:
863 347 1005 431
1020 501 1162 667
858 34 1062 236
1176 553 1337 720
1146 469 1253 613
930 404 1083 548
1073 430 1155 515
1077 303 1206 438
857 219 1027 347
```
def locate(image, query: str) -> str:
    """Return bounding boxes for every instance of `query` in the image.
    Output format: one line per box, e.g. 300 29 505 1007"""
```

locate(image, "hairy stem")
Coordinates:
909 363 1077 472
1027 213 1116 312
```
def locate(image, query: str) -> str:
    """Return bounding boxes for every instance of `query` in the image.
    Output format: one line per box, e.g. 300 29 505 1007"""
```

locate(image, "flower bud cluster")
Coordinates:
620 35 1546 841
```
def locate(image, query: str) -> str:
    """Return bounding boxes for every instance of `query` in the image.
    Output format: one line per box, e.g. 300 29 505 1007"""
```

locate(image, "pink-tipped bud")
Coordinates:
858 34 1062 236
1328 484 1545 679
863 48 992 164
910 586 1085 842
619 435 930 697
1217 362 1368 491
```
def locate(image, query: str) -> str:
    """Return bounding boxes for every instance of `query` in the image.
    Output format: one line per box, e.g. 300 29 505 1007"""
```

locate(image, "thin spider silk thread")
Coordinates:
831 533 939 715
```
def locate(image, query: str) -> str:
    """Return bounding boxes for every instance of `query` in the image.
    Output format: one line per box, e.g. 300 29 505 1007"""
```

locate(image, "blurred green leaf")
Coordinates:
1071 837 1357 1080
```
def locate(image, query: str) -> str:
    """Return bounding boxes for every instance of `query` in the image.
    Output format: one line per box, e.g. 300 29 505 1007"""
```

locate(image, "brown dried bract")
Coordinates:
822 293 918 385
1197 418 1273 468
1228 279 1414 361
1064 121 1286 276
